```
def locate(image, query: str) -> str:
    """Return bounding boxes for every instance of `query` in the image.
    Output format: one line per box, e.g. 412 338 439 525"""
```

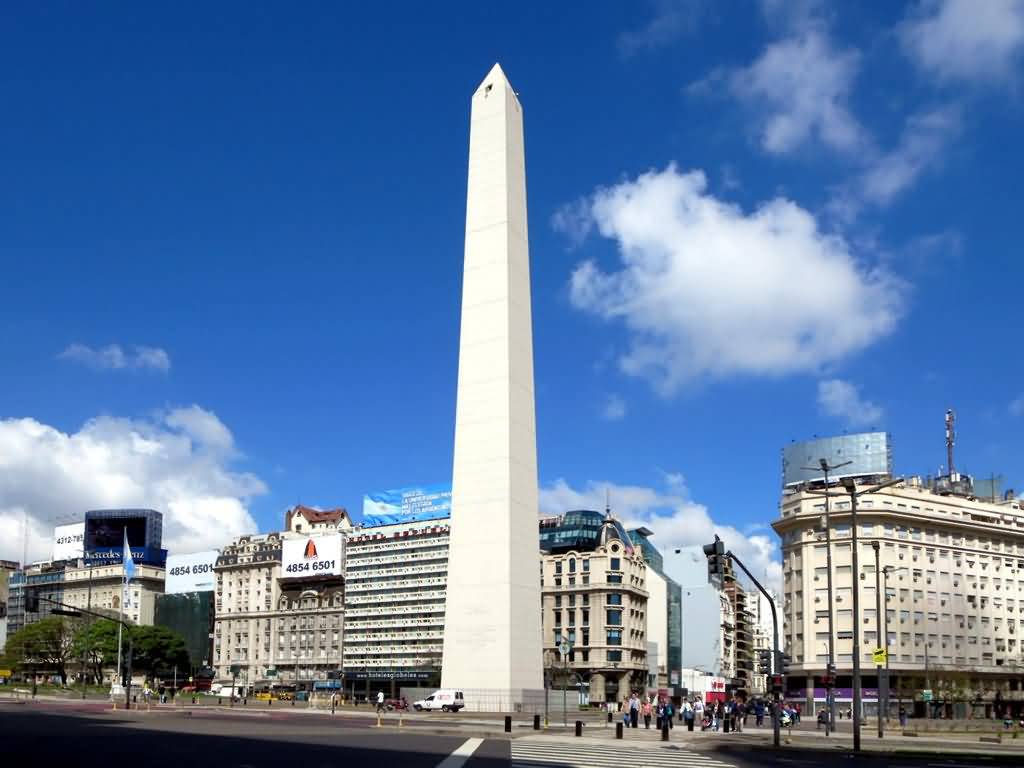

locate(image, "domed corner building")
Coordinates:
539 508 677 707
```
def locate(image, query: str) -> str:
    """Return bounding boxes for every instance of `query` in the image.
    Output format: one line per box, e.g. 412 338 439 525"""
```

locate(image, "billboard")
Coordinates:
281 533 343 578
85 509 162 551
362 483 451 526
84 546 167 567
52 522 85 561
165 551 218 593
782 432 892 487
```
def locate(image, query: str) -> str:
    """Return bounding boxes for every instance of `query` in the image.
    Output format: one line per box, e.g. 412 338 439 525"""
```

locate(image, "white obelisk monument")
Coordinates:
441 63 543 710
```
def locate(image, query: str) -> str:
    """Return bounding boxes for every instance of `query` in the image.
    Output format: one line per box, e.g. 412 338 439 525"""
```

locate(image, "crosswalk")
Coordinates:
510 740 737 768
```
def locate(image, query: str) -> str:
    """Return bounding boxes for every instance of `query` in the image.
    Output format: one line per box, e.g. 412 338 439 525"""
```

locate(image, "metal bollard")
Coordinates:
575 720 583 737
218 697 222 705
616 722 623 740
243 698 247 706
662 719 670 741
607 711 613 723
533 714 541 730
399 711 404 728
504 715 512 733
270 698 273 707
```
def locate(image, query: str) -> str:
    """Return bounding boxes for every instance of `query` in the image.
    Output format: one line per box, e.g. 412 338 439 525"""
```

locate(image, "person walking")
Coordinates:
754 700 765 727
683 699 694 732
376 690 385 713
642 698 652 729
734 699 744 732
664 698 674 728
899 705 907 728
629 693 640 729
693 698 705 730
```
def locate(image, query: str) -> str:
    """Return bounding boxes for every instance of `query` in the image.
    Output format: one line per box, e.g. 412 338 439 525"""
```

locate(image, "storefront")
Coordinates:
342 669 438 702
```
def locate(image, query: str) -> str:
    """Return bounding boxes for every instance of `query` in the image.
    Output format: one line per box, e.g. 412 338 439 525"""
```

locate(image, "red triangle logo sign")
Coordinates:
304 538 318 559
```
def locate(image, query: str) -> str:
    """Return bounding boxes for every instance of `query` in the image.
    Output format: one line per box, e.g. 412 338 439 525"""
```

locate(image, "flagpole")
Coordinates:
116 527 125 689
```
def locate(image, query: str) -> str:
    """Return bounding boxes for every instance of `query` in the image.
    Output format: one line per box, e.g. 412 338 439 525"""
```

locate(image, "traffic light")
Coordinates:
778 652 792 676
25 591 39 612
758 648 773 674
702 536 726 586
770 674 784 694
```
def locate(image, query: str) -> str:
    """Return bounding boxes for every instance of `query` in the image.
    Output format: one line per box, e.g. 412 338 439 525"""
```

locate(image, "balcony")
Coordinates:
345 589 447 606
346 575 448 592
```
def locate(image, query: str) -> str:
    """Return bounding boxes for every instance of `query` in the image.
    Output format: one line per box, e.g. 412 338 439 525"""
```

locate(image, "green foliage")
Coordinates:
72 618 121 683
2 617 76 685
128 625 190 676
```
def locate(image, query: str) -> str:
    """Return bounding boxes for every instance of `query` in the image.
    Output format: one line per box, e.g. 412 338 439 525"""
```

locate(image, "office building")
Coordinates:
342 518 450 700
774 429 1024 718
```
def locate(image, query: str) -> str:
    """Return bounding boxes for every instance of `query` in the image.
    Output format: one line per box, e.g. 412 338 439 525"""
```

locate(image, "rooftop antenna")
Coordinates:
605 487 611 518
945 408 956 477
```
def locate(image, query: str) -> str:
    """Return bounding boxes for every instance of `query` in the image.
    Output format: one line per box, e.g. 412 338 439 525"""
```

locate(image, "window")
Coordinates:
607 630 622 646
555 561 562 574
607 593 623 606
569 559 576 573
582 559 590 572
607 650 622 662
608 574 622 584
554 596 562 608
606 610 623 626
610 557 621 571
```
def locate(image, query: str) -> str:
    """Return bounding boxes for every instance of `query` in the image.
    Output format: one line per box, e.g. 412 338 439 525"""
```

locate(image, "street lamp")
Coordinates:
841 475 903 752
801 458 851 734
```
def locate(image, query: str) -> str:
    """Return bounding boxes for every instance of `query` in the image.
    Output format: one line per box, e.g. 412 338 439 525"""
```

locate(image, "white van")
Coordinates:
413 689 464 712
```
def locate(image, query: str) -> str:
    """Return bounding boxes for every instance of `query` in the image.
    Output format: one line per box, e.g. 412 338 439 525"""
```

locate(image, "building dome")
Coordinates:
597 513 634 552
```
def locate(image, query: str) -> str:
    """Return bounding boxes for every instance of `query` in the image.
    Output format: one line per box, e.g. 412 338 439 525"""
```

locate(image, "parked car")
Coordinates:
413 690 464 712
385 697 408 711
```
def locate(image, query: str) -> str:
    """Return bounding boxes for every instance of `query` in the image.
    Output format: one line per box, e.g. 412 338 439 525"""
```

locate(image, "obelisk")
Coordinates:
441 63 543 710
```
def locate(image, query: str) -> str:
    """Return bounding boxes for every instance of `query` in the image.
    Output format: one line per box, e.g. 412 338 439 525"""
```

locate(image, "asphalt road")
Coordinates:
0 702 1018 768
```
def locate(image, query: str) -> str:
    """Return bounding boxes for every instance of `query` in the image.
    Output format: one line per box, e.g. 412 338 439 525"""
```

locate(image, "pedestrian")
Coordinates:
734 700 743 732
683 700 694 732
664 699 674 728
713 702 720 731
376 690 385 713
629 692 640 728
622 707 630 727
642 698 652 729
754 700 764 727
899 705 907 727
694 698 705 730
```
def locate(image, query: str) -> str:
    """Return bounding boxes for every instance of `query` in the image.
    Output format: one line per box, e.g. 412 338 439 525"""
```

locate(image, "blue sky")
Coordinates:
2 1 1022 580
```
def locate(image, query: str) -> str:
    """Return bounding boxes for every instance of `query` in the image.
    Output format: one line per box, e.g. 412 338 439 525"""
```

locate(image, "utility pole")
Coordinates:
872 541 884 739
841 476 903 752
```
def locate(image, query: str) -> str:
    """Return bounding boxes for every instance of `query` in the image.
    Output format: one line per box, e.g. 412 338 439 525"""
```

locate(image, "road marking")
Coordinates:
511 741 736 768
435 737 484 768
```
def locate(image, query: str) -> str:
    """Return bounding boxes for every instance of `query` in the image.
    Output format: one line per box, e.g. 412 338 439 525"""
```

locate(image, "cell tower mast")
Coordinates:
945 408 956 477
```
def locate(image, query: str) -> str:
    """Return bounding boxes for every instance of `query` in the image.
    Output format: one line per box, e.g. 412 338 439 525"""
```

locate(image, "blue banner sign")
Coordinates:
85 546 167 567
362 483 451 526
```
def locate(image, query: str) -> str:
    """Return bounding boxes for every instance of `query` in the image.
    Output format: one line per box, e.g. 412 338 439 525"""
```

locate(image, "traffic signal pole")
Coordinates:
705 537 781 749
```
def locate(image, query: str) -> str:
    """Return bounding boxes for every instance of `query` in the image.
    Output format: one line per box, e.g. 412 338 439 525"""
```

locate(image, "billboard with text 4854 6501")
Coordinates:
281 533 343 579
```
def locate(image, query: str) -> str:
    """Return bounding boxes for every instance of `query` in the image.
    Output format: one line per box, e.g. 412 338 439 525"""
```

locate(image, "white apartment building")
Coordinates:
63 562 166 626
775 476 1024 718
342 518 449 700
213 506 351 687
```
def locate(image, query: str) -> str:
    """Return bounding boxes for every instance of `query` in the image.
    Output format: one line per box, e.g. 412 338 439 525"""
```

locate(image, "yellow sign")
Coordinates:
872 648 887 665
0 669 11 677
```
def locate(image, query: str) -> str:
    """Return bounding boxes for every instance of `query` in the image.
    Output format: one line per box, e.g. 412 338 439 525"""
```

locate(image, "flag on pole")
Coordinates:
123 528 136 583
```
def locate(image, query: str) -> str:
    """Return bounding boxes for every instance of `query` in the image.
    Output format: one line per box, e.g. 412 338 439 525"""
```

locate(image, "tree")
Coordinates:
3 617 76 686
71 617 121 684
129 625 190 679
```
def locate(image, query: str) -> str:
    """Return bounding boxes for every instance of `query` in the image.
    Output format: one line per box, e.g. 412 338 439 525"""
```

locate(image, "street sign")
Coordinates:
872 648 887 665
230 664 242 676
922 689 933 702
558 641 571 657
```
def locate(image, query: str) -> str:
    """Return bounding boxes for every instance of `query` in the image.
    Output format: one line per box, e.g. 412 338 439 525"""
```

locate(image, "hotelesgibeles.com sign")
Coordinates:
165 551 218 593
281 533 343 578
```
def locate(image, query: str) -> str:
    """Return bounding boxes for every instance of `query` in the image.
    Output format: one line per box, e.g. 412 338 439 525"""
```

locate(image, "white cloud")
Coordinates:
817 379 884 427
619 0 705 55
1010 395 1024 417
0 406 265 562
729 28 865 155
858 106 961 207
563 164 903 393
602 394 627 421
901 0 1024 84
59 343 171 372
540 476 781 588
